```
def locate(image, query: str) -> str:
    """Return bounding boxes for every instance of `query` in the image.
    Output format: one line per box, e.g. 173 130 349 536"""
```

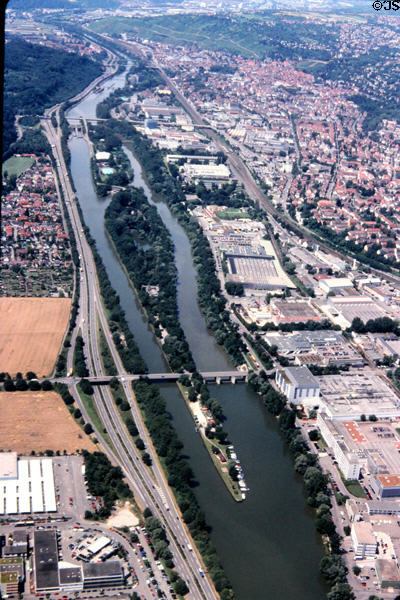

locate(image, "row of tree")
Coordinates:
74 202 147 374
133 380 234 599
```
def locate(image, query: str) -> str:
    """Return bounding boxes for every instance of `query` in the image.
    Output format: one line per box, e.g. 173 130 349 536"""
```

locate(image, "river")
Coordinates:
67 66 326 600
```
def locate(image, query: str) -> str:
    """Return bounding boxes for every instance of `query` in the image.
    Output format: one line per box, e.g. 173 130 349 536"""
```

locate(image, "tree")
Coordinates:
173 579 189 596
326 583 355 600
309 429 319 442
15 378 28 391
3 379 15 391
84 423 94 435
41 379 53 391
352 565 361 575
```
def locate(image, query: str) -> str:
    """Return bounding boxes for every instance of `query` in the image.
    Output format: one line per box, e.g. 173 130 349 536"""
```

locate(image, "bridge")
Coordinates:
87 370 248 385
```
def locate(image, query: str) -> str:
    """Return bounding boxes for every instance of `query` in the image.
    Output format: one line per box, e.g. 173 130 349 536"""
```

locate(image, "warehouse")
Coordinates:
317 372 400 421
317 413 400 482
264 330 364 366
82 562 124 589
225 244 293 292
34 530 59 593
275 366 320 405
0 453 56 515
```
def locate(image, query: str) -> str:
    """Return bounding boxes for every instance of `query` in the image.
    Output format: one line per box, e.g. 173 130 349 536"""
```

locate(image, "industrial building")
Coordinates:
82 562 124 589
351 521 377 559
317 413 361 479
320 295 390 328
0 453 56 515
371 475 400 499
270 299 323 324
316 372 400 421
33 530 124 593
275 366 320 405
181 162 231 184
264 330 364 366
0 557 24 598
224 242 292 292
318 413 400 491
34 530 59 593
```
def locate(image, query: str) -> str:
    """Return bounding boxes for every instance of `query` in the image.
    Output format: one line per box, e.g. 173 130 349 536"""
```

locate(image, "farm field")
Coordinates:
0 391 97 454
0 297 71 376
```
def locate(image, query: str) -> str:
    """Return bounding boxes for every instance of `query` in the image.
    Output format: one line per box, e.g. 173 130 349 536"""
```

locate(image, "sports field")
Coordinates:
0 297 71 376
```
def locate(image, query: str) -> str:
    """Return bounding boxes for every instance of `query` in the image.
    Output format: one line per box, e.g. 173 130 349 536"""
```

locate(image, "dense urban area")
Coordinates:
3 2 400 600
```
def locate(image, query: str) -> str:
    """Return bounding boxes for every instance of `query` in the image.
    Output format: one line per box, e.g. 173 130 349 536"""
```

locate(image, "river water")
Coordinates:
67 67 326 600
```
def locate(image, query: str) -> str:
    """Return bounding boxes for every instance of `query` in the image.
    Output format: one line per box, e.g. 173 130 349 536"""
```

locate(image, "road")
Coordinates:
41 59 218 600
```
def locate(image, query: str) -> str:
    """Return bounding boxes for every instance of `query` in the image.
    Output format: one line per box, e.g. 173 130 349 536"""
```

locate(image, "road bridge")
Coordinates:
87 370 248 385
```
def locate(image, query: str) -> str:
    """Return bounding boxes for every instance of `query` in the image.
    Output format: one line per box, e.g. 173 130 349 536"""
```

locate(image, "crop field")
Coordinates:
0 297 71 376
0 391 97 454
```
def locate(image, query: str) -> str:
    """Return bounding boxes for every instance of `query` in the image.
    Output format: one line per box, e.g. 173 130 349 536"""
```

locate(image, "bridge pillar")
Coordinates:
231 376 236 384
216 376 221 385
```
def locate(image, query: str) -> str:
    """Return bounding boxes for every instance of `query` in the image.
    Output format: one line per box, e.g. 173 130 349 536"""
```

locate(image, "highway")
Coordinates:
41 63 218 600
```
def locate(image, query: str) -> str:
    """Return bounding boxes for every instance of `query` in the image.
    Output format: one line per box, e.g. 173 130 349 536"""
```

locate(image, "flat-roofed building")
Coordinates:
0 456 56 515
275 366 320 405
367 501 400 516
319 277 354 293
271 299 323 324
0 453 18 480
264 330 364 367
317 413 362 479
0 557 24 597
82 561 124 589
318 414 400 482
376 559 400 589
317 372 400 421
351 521 377 559
59 566 83 592
34 529 59 592
372 475 400 499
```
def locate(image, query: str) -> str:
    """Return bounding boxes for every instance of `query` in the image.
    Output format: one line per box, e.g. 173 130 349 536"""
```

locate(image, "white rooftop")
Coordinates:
0 452 18 479
0 457 56 515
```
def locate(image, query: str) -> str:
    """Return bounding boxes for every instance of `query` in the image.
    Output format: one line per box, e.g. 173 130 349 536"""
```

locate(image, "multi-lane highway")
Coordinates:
41 66 218 600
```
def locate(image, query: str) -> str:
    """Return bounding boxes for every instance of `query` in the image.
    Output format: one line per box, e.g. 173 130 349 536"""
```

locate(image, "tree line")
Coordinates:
133 380 234 600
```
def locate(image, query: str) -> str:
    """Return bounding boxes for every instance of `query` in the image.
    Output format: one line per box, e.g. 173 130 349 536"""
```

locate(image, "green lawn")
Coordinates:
344 479 367 498
2 155 35 177
216 209 249 220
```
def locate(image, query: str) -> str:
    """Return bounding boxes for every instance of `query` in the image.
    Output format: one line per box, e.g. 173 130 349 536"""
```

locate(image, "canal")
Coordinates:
67 66 326 600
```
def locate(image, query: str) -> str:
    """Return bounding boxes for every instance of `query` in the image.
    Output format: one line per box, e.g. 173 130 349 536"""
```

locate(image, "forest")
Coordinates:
3 37 102 156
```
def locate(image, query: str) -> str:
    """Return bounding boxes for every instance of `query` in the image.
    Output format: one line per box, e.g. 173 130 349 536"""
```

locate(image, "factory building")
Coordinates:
33 530 124 593
275 366 320 405
0 453 56 515
351 522 377 559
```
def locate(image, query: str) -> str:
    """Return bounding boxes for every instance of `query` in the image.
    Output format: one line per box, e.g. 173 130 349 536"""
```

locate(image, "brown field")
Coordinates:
0 391 97 454
0 297 71 376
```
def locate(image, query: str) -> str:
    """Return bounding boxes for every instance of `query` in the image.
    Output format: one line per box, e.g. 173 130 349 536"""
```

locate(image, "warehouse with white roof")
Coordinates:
0 453 56 515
